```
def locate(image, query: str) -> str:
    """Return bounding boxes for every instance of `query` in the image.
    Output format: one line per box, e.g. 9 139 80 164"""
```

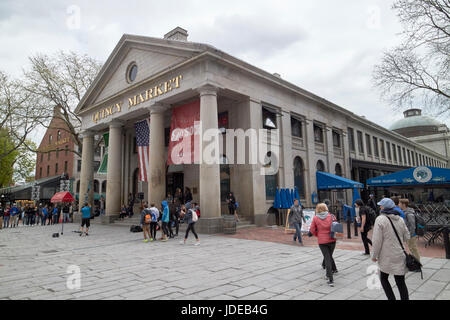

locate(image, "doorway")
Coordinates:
166 172 184 199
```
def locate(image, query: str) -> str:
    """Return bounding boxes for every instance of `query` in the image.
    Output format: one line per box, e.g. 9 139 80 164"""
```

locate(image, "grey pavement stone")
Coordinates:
0 223 448 300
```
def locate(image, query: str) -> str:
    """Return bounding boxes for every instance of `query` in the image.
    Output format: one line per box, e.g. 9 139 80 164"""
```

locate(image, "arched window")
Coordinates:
220 155 230 202
293 157 305 198
335 163 342 177
57 130 61 141
93 180 99 193
316 160 325 172
49 135 53 144
101 180 107 194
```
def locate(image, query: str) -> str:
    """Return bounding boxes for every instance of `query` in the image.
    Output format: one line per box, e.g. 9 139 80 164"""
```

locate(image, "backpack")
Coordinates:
130 225 142 233
414 212 426 237
195 208 200 219
191 209 198 222
365 207 376 228
144 213 152 224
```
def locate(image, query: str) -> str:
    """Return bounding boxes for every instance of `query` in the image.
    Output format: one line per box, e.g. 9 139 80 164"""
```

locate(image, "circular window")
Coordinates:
127 63 138 82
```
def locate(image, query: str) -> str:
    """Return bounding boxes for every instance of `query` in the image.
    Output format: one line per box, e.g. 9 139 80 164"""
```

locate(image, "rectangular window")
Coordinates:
291 117 303 138
366 134 372 156
398 146 402 163
39 167 42 178
265 174 278 200
48 152 51 161
55 163 58 175
348 128 355 151
77 160 82 172
403 148 407 165
64 161 68 173
386 141 391 160
65 145 69 156
56 148 59 159
314 124 324 143
332 130 341 148
47 165 50 176
379 139 385 159
373 137 379 157
262 108 277 130
40 153 43 162
415 153 418 166
392 144 397 161
407 150 411 165
357 131 364 153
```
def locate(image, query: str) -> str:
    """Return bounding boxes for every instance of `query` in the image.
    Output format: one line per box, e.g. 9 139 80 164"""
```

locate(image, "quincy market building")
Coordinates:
75 27 448 233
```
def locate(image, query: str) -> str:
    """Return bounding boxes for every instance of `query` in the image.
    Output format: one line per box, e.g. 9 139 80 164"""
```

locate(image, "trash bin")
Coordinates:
223 215 236 234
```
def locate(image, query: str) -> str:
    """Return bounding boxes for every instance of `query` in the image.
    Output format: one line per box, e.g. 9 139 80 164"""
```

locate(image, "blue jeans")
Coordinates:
3 216 10 228
293 222 302 243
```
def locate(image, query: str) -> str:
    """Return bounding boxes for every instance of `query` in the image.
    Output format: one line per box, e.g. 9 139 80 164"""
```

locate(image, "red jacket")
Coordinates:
310 213 336 244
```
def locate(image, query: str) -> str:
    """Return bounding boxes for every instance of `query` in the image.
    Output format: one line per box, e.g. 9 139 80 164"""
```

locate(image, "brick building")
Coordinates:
35 106 75 180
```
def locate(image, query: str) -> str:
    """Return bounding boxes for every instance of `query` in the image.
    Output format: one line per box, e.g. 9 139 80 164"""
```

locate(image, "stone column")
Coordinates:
197 85 222 233
104 121 123 223
78 131 94 219
305 119 316 207
148 104 166 205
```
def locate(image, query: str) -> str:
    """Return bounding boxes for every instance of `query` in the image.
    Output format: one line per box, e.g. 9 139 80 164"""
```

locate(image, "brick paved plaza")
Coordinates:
0 223 449 300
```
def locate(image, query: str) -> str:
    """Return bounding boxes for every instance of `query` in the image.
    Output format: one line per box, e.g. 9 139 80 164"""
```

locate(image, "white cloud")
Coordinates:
0 0 448 146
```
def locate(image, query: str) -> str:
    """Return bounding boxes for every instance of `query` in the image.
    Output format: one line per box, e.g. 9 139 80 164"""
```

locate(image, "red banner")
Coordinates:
167 99 200 165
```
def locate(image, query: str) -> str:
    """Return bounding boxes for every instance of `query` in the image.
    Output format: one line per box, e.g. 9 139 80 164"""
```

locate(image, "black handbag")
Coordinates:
387 216 423 279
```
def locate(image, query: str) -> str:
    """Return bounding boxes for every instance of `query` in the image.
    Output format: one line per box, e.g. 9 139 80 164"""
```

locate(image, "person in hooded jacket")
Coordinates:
372 198 410 300
160 201 169 242
289 199 305 245
180 202 200 246
310 203 337 287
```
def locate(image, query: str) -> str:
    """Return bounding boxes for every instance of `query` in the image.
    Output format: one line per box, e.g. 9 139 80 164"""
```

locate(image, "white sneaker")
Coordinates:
179 240 185 245
194 241 200 246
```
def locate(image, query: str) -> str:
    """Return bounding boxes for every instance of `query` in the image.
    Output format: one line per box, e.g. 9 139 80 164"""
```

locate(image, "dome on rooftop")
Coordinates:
389 108 443 138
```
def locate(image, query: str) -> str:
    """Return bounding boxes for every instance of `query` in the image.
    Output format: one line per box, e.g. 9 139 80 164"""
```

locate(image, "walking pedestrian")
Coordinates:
10 203 20 228
52 206 59 225
149 203 160 242
160 201 169 241
79 203 91 236
355 199 373 255
309 203 337 287
372 198 410 300
3 205 10 228
399 199 421 262
42 205 48 226
289 199 306 246
0 205 3 230
368 194 378 215
140 204 152 243
180 202 200 245
62 204 70 223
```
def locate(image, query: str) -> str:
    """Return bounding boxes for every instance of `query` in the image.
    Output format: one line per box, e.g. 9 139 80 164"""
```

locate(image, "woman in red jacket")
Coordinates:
310 203 337 287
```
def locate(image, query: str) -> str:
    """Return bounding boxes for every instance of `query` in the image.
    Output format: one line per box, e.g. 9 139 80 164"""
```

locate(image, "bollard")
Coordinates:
354 220 359 237
444 227 450 260
347 218 352 239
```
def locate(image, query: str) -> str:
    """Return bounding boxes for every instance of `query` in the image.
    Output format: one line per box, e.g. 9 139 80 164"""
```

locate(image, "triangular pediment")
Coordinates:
76 35 207 113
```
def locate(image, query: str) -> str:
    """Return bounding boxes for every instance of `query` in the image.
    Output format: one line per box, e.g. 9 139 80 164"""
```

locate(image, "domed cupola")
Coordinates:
389 108 442 138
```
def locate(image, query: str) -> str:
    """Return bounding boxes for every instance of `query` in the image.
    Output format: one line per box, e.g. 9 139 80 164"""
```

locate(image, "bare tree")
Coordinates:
373 0 449 117
23 51 103 156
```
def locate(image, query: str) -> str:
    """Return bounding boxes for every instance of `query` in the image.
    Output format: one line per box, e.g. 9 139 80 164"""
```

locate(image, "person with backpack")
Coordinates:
180 202 200 246
399 199 421 262
309 203 337 287
140 204 152 243
372 198 410 300
160 200 170 242
80 203 91 236
149 203 160 242
355 199 374 255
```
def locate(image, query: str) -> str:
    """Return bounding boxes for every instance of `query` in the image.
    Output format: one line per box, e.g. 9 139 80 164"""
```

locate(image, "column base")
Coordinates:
254 213 276 227
99 215 120 224
195 217 224 234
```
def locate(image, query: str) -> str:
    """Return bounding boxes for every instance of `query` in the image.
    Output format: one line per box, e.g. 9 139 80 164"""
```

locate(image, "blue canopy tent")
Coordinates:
367 167 450 188
273 188 281 209
316 171 364 222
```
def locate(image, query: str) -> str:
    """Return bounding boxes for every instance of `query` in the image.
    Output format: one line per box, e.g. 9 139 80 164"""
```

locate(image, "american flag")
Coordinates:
134 119 150 181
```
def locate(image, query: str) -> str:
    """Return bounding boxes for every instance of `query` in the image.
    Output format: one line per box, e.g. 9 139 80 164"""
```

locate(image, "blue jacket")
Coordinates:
393 206 406 220
42 208 48 216
161 201 169 223
10 206 19 216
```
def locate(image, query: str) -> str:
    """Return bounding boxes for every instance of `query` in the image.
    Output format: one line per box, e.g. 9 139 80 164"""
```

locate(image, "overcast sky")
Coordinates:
1 0 446 144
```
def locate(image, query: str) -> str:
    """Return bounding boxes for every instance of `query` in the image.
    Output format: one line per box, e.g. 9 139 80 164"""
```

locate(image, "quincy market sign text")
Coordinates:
92 75 183 123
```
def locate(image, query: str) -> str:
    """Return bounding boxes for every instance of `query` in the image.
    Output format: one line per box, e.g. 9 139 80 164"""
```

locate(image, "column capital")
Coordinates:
196 83 221 96
80 130 95 138
108 120 125 129
148 103 169 115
